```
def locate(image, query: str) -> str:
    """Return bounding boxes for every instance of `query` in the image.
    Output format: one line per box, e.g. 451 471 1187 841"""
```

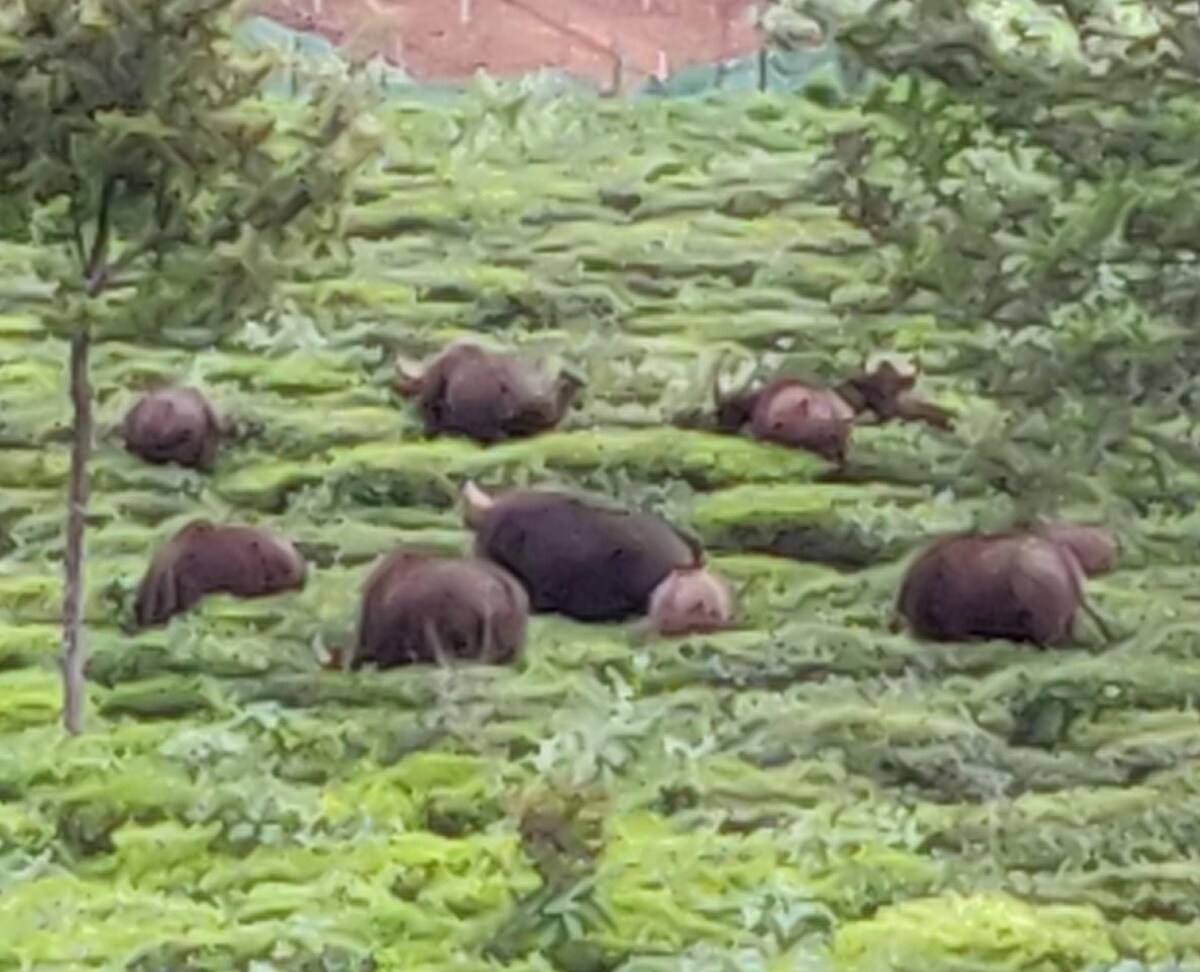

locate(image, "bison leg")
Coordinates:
423 617 452 667
132 574 168 630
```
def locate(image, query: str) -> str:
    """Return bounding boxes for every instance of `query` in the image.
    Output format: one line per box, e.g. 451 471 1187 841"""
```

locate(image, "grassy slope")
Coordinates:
2 88 1200 971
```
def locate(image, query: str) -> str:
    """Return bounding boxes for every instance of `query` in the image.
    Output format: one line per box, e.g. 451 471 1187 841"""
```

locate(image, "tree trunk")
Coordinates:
61 325 91 735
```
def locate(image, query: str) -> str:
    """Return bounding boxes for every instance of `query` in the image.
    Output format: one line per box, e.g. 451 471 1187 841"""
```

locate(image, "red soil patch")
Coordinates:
257 0 762 88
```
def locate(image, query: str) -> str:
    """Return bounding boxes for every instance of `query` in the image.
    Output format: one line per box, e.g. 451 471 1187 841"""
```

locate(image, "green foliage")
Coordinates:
760 0 1200 520
0 0 381 734
0 0 380 335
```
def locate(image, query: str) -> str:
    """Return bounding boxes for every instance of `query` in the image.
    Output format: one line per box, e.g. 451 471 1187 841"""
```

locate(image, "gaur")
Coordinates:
122 385 222 470
132 520 307 629
350 548 530 669
462 482 735 634
713 359 954 463
394 340 584 444
894 522 1116 647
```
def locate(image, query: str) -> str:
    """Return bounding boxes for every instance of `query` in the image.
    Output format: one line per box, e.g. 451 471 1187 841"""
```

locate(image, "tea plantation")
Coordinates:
2 81 1200 971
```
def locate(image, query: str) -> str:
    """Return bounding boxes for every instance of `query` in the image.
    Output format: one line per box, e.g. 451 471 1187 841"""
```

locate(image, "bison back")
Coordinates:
219 527 305 598
475 492 697 621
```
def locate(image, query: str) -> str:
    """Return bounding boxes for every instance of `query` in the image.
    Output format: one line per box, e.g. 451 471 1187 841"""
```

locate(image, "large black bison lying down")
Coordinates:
462 482 735 635
350 548 530 670
394 340 584 444
713 359 954 463
122 385 223 470
894 521 1117 647
133 520 307 630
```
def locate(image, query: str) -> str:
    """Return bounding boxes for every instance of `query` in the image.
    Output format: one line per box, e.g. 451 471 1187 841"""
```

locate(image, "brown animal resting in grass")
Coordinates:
122 385 223 470
132 520 307 630
893 521 1117 647
394 340 584 444
712 358 954 463
462 482 735 635
349 548 530 669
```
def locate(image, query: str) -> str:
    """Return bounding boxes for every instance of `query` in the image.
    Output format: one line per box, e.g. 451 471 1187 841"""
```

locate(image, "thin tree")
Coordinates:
0 0 380 733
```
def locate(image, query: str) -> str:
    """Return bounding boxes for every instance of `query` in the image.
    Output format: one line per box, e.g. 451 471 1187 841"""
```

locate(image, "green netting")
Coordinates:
638 45 866 98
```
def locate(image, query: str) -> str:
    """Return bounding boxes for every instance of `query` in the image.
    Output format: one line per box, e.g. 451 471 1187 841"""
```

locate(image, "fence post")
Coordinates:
461 0 472 24
757 44 768 92
609 43 625 96
290 34 299 97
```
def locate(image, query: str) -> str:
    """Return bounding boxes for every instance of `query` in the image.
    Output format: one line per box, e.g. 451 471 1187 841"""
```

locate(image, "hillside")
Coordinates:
2 85 1200 970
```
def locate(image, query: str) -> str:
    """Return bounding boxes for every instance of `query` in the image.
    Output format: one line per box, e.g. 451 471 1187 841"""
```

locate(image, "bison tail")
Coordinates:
1077 595 1115 644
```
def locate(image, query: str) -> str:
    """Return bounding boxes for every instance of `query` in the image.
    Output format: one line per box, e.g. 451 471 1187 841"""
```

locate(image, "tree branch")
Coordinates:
68 188 86 269
85 174 116 296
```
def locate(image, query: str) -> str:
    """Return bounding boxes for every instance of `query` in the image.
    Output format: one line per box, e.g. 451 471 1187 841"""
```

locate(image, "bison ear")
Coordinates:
461 480 495 530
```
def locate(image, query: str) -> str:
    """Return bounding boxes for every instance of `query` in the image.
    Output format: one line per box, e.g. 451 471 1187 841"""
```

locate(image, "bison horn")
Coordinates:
392 355 423 397
710 349 732 407
559 365 587 390
461 480 495 530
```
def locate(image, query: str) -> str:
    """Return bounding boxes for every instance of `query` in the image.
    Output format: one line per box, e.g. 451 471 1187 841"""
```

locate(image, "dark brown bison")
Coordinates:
350 548 530 669
462 482 735 634
122 385 223 470
894 522 1116 647
713 359 954 462
132 520 307 630
394 340 584 444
